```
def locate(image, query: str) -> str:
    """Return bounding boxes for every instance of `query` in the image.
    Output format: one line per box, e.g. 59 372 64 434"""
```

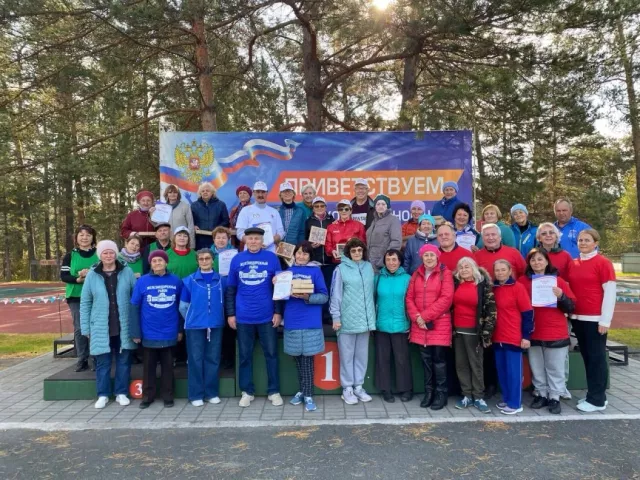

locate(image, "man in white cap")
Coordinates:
350 178 375 229
277 181 307 246
236 180 285 253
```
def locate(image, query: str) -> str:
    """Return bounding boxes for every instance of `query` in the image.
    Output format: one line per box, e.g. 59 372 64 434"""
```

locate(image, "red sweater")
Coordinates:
402 219 419 238
121 209 155 248
474 245 526 281
518 275 576 341
548 250 573 281
324 219 366 264
452 280 478 330
567 253 616 326
492 280 533 347
439 245 473 272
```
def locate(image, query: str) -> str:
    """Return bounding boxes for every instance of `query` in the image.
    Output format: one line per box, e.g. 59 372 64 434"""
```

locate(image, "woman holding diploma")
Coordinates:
282 242 328 412
535 222 573 281
518 248 576 414
452 203 479 251
121 191 156 249
330 238 376 405
492 259 533 415
568 229 616 412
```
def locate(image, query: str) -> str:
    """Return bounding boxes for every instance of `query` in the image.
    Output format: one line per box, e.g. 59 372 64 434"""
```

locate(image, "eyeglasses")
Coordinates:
338 207 351 212
540 231 555 236
350 247 363 253
313 204 326 208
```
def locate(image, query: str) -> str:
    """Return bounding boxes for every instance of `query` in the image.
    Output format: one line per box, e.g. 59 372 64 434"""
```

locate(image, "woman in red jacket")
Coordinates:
121 190 156 249
518 248 576 415
325 199 366 264
406 244 454 410
568 229 616 413
535 222 573 281
492 259 533 415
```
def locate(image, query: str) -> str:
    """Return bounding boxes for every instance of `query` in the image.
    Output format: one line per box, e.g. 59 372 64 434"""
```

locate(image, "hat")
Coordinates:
279 181 295 193
244 227 265 236
173 226 190 236
510 203 529 216
312 196 326 205
337 199 352 208
253 181 268 192
418 214 436 228
154 223 171 231
96 240 118 258
410 200 426 211
354 178 369 188
236 185 252 197
374 194 391 208
301 184 316 194
442 181 459 193
136 190 155 202
419 244 441 259
148 249 169 264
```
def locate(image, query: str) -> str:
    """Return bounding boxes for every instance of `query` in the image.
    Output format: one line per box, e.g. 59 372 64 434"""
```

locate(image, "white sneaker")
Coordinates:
208 397 221 404
239 392 254 407
268 393 284 406
577 401 606 412
115 394 130 406
578 397 608 406
341 387 358 405
94 396 109 409
353 387 372 402
191 400 204 407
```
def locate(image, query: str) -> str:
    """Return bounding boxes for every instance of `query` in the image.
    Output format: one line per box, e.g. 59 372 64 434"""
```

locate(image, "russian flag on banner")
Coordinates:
159 138 300 196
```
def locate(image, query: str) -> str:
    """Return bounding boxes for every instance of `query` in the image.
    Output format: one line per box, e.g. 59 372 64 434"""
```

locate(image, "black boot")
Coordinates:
75 360 88 372
400 391 413 402
420 391 433 408
382 391 395 403
430 391 447 410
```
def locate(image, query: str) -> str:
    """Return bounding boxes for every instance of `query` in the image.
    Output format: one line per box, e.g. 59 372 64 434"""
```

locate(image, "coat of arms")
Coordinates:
175 140 217 184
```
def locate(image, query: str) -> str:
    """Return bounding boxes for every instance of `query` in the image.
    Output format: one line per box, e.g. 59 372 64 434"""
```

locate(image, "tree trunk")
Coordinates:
1 190 11 281
399 53 419 130
300 7 323 131
43 157 52 261
14 139 37 280
474 128 485 195
192 15 217 131
615 18 640 225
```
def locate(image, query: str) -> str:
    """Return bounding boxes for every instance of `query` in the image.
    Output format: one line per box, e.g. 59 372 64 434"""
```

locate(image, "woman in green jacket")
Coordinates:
375 249 412 403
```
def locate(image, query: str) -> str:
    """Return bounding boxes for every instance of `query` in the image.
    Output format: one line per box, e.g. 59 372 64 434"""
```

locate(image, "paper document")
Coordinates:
272 271 293 301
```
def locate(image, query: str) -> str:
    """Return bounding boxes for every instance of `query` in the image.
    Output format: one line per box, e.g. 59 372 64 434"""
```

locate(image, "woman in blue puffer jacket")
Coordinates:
404 214 439 274
510 204 538 259
375 249 413 403
179 249 226 407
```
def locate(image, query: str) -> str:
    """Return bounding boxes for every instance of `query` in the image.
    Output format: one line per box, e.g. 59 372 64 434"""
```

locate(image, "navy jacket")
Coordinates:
191 197 230 249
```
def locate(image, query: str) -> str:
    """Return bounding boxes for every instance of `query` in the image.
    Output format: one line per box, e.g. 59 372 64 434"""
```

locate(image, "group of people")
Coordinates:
61 177 615 416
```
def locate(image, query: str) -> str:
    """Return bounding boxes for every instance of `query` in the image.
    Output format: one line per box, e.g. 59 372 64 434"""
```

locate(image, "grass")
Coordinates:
608 329 640 350
0 334 58 358
618 272 640 278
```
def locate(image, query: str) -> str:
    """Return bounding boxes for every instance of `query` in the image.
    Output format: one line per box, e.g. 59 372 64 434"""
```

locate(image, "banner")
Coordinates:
159 131 473 220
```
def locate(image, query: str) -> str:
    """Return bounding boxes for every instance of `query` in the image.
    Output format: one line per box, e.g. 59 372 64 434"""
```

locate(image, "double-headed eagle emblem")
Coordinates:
175 140 215 184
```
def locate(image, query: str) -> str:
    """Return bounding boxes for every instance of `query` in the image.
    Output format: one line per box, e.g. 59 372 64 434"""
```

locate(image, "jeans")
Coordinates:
69 301 89 363
95 336 132 398
236 322 279 395
186 328 223 401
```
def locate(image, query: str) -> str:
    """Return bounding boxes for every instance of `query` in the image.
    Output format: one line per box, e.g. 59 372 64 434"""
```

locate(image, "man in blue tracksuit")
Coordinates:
553 198 591 259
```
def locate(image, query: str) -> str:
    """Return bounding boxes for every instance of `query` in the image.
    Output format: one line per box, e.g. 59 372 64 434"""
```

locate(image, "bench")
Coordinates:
607 340 629 366
53 334 76 358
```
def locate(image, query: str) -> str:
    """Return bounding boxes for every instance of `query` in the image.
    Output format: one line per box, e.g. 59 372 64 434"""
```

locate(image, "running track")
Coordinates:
0 282 638 334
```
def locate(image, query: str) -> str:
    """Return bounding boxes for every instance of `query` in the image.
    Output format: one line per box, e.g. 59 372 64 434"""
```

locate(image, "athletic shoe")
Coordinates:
353 387 372 402
207 397 221 404
191 400 204 407
94 396 108 409
290 392 304 406
304 397 317 412
500 406 523 415
530 395 549 409
560 388 572 400
455 396 472 410
268 393 284 406
474 399 491 414
578 398 608 406
496 401 508 410
576 401 606 412
239 392 254 408
115 394 130 406
341 387 358 405
548 399 561 415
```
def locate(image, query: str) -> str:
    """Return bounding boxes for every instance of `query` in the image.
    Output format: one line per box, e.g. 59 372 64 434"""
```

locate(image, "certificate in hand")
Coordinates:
532 274 558 307
256 222 274 247
273 271 293 301
456 233 476 251
217 249 238 276
309 226 327 245
151 203 173 224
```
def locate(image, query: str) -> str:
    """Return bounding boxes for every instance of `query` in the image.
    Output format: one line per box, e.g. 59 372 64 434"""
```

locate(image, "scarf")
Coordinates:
119 248 140 263
579 251 598 260
169 201 180 210
230 201 250 227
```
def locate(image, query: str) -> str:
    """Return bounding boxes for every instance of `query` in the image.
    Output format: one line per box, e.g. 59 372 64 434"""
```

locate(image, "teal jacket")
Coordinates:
329 257 376 334
511 221 538 258
375 266 411 334
278 203 307 246
80 261 137 356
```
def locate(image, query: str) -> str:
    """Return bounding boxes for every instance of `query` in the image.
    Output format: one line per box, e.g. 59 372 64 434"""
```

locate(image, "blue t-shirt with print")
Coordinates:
227 249 279 324
131 272 182 341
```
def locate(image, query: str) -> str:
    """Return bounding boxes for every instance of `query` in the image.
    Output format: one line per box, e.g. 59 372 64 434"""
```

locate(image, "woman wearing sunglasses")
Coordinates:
325 199 366 264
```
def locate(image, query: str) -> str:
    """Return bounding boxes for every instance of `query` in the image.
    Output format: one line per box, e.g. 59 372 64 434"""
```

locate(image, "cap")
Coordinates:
253 181 268 192
354 178 369 188
154 223 172 231
337 199 351 208
173 226 190 236
312 196 326 205
244 227 265 236
279 181 295 193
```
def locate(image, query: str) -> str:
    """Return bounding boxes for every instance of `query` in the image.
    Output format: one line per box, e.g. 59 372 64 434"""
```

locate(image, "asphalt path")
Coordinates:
0 420 638 479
